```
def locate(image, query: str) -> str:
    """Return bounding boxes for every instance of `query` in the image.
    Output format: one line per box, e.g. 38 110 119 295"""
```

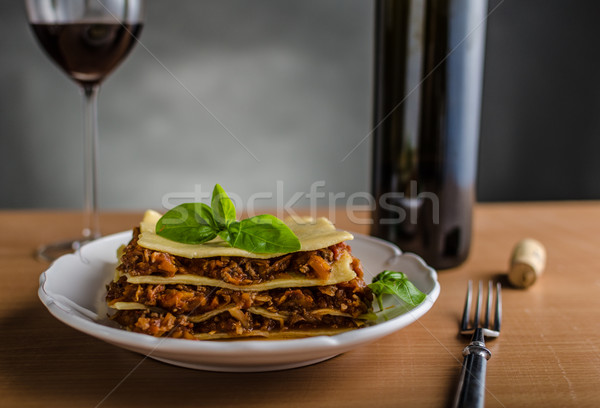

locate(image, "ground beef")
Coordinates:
111 309 196 339
107 276 373 318
111 309 365 339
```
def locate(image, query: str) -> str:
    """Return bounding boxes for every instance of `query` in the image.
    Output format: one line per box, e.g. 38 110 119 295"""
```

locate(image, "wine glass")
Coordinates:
25 0 145 261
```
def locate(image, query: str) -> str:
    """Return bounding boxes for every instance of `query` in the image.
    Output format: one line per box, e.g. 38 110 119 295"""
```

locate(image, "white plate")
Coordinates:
38 230 440 372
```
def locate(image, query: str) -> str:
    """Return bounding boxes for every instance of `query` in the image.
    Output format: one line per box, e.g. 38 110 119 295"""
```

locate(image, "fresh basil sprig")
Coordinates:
368 270 426 311
156 184 301 254
211 183 236 228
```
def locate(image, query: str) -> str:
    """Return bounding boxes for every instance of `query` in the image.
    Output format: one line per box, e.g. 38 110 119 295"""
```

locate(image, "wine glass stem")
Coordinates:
82 84 101 240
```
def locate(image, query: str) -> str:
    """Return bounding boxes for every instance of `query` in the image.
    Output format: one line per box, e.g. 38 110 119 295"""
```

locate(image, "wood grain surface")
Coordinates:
1 202 599 407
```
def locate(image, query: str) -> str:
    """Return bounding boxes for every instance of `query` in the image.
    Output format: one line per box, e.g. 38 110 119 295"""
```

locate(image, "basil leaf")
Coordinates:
225 214 301 254
156 203 218 244
155 184 301 254
211 184 236 228
369 270 426 309
217 227 233 245
372 270 407 284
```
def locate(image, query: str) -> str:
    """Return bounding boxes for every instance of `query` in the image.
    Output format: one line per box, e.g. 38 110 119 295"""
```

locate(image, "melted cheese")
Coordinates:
118 252 355 291
109 303 354 321
188 307 234 323
247 307 288 326
137 210 353 259
192 327 360 340
109 301 148 310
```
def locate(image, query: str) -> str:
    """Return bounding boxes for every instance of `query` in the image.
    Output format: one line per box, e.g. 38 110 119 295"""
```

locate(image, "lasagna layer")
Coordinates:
137 210 355 259
111 308 366 340
118 228 355 286
106 277 372 318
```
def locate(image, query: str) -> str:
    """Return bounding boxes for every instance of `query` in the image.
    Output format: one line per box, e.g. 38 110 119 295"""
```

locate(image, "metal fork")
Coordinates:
452 280 502 408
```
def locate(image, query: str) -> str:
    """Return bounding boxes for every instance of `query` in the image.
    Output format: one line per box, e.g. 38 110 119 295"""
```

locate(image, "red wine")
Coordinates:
370 0 487 269
30 23 143 87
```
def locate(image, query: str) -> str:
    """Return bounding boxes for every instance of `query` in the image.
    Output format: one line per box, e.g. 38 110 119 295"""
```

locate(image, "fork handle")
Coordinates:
452 337 492 408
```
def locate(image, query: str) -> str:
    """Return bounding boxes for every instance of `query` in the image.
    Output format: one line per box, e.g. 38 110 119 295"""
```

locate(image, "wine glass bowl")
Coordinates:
28 16 143 87
25 0 144 260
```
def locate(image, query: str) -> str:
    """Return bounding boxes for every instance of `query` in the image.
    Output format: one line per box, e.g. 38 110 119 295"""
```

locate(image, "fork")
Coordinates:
452 280 502 408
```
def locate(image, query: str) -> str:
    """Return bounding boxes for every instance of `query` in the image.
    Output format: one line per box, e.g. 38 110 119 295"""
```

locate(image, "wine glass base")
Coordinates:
36 238 96 262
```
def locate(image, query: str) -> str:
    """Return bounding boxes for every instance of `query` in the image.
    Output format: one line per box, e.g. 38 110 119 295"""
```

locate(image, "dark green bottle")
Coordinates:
371 0 488 269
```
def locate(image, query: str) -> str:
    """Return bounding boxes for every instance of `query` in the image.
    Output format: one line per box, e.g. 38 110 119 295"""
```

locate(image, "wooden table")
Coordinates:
1 202 599 407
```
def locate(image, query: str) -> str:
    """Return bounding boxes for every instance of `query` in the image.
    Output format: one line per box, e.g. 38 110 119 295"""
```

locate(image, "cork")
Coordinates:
508 238 546 288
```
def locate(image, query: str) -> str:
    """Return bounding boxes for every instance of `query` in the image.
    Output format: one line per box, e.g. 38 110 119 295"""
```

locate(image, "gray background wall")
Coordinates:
478 0 600 201
1 0 600 211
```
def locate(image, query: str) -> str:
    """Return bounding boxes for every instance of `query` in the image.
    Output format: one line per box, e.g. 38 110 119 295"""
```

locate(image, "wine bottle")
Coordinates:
371 0 488 269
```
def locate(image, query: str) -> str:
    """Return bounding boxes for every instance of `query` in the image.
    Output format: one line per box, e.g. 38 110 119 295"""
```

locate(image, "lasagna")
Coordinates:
106 211 373 339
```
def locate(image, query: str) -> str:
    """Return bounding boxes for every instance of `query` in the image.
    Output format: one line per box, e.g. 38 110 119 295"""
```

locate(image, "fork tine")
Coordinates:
473 281 482 328
494 282 502 332
484 280 492 328
460 280 472 331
